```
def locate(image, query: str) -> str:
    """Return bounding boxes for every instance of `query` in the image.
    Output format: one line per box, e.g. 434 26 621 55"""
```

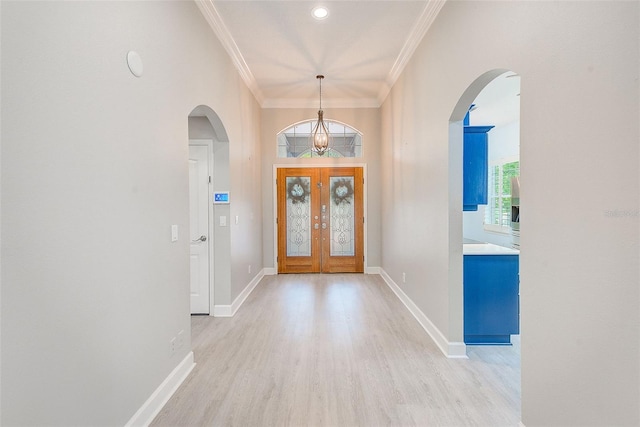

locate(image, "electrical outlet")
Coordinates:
177 330 184 349
402 272 406 283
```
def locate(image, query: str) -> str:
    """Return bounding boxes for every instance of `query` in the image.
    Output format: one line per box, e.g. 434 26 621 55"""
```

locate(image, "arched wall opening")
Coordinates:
188 105 231 316
448 69 521 354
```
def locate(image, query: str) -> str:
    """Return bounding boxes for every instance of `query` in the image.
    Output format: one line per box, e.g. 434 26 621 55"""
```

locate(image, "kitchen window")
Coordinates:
484 158 519 233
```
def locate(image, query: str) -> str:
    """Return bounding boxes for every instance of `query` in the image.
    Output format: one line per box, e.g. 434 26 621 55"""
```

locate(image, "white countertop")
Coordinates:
463 242 519 255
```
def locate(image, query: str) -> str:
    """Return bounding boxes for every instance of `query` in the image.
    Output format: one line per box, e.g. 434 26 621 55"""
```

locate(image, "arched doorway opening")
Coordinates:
448 69 521 355
187 105 230 315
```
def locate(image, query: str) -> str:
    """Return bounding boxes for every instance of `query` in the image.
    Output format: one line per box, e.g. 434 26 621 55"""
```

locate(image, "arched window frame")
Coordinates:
277 119 363 158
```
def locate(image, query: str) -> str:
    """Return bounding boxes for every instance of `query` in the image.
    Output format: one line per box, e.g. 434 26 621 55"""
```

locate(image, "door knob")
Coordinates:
322 223 327 229
192 235 207 242
314 223 320 230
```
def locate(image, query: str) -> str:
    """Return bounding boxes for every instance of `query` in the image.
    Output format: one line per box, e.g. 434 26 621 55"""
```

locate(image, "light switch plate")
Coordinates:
220 216 227 227
171 225 178 242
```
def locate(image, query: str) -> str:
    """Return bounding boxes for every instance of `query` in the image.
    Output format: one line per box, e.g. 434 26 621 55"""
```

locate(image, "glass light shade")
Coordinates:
312 110 329 155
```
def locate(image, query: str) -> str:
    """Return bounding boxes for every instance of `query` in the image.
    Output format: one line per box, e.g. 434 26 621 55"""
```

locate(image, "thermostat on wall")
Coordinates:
213 192 230 204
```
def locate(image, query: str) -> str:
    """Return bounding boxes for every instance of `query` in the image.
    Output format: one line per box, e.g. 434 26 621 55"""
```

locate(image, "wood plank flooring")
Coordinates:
152 274 520 426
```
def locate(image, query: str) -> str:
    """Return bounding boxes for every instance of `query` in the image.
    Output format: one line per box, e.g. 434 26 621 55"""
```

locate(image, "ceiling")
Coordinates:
195 1 520 125
196 1 446 108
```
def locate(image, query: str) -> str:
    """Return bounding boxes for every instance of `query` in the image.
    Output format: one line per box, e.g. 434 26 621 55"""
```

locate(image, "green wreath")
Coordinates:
331 178 354 205
287 177 310 204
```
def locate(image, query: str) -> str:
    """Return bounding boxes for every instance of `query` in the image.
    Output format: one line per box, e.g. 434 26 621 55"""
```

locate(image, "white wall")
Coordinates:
380 1 638 425
1 1 262 425
260 108 381 271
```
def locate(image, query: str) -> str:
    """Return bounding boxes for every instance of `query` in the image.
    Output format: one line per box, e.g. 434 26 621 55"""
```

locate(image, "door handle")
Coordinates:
314 223 319 230
192 235 207 242
322 223 327 229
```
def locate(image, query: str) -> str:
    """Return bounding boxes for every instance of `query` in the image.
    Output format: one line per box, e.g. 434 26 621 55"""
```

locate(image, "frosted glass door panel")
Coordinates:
329 176 355 256
286 176 311 257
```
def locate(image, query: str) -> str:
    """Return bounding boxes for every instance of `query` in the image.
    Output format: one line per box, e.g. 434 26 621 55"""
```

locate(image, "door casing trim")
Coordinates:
272 163 368 274
190 139 215 314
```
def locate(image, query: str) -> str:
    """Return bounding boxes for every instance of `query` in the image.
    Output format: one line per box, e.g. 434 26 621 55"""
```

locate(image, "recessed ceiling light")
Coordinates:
312 6 329 20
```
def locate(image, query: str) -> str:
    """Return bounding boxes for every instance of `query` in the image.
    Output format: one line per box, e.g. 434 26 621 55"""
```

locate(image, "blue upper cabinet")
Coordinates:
463 111 494 211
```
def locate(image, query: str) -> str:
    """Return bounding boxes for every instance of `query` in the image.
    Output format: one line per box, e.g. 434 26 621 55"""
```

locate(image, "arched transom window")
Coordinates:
277 120 363 158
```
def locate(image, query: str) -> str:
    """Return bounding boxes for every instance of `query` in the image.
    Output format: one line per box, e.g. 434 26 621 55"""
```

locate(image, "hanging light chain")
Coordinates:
317 75 324 110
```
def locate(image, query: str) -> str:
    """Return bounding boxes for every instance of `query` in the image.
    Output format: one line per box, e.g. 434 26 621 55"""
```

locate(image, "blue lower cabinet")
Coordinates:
464 254 519 345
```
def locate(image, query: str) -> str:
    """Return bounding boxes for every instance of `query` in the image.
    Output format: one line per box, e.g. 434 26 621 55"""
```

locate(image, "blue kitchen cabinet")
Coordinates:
463 119 494 211
464 254 519 344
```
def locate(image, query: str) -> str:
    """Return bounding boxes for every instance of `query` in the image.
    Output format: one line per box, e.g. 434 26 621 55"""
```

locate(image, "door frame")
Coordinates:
190 139 215 313
272 163 368 274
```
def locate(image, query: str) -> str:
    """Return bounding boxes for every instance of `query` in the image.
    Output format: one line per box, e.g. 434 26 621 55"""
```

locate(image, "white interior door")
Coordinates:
189 145 210 314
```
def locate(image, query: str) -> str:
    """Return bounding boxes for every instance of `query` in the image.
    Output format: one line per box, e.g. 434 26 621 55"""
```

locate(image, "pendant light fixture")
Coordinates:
311 75 330 156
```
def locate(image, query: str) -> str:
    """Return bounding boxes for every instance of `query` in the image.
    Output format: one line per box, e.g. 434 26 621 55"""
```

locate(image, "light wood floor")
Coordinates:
152 274 520 426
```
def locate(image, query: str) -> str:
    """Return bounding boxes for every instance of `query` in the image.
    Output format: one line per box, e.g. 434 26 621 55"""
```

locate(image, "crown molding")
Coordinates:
195 0 265 105
377 0 447 105
262 97 380 109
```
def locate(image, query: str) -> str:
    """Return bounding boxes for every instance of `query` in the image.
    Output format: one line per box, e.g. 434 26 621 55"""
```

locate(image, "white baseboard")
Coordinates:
212 304 233 317
213 269 265 317
125 351 195 427
379 269 467 359
365 266 381 274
